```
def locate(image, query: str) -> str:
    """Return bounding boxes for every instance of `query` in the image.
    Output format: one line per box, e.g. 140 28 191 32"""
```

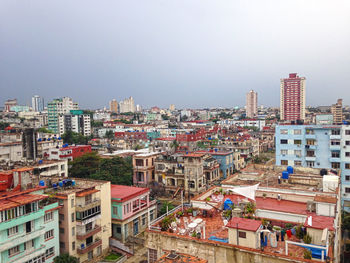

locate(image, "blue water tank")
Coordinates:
287 166 294 174
72 180 76 186
53 183 57 189
58 181 63 187
215 148 218 152
282 171 289 179
39 180 45 186
223 199 234 210
39 160 43 164
58 137 61 140
38 138 42 142
47 138 51 141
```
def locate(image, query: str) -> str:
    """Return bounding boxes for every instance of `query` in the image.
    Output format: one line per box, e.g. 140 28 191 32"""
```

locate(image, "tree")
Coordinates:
170 140 179 151
0 122 10 130
62 131 90 145
69 152 100 178
54 253 79 263
37 127 53 134
104 130 114 140
159 201 175 216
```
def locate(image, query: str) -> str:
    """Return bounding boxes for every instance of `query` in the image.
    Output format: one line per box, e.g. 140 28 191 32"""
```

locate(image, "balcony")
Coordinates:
76 199 101 212
305 134 316 139
330 134 341 140
330 144 341 150
76 214 101 226
305 156 316 161
77 239 102 254
77 225 101 240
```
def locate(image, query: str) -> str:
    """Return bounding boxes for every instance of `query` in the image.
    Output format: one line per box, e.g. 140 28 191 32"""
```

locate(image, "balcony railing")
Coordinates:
76 225 101 240
76 199 100 212
77 239 102 254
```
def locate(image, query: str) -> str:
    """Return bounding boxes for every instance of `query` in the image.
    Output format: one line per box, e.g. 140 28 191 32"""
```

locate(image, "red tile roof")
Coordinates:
304 215 335 231
227 217 262 232
111 185 149 202
256 197 308 215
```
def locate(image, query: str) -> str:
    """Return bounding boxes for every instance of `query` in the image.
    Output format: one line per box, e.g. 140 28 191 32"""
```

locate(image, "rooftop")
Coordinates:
111 184 149 201
304 215 335 231
156 252 207 263
226 217 261 232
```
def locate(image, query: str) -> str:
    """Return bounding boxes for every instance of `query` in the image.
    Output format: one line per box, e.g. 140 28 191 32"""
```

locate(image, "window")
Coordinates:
8 245 20 257
45 230 54 240
72 242 75 251
346 164 350 169
150 209 155 221
306 129 314 135
294 161 302 166
306 139 315 145
280 139 288 144
60 242 65 249
332 162 340 169
347 141 350 146
294 140 302 145
85 194 92 204
346 152 350 157
142 214 146 226
346 130 350 135
59 214 64 221
86 222 93 232
294 150 301 157
71 198 74 208
281 160 288 165
238 231 246 238
280 129 288 134
24 240 34 251
7 226 19 237
71 213 75 222
306 161 315 168
45 212 53 222
294 129 301 135
332 129 340 135
72 227 75 236
346 176 350 181
346 188 350 193
149 249 157 263
97 245 102 256
281 150 288 155
59 228 65 234
306 151 315 157
113 206 118 216
331 140 340 145
332 151 340 158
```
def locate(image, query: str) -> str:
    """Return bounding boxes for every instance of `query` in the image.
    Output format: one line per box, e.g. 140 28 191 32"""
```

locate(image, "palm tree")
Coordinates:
54 254 79 263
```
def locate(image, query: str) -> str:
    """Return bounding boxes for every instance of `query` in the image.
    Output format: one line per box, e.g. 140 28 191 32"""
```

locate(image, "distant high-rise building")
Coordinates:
119 97 135 113
48 97 78 134
32 95 44 112
280 73 306 122
246 90 258 118
331 99 343 125
4 99 17 112
109 99 118 113
136 104 142 112
169 104 176 111
58 110 91 136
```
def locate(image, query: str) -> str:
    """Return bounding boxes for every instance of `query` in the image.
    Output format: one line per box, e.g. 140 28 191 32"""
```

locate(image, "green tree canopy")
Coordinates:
69 153 133 185
54 253 79 263
62 131 91 145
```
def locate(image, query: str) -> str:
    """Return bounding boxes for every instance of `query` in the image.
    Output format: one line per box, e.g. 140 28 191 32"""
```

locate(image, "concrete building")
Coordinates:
331 99 343 125
110 185 157 244
44 178 111 263
109 99 118 113
58 110 91 136
246 90 258 118
46 145 91 161
275 124 350 211
32 95 45 112
4 99 17 112
280 73 306 122
48 97 79 134
119 97 135 113
133 152 161 187
196 150 235 178
219 119 266 131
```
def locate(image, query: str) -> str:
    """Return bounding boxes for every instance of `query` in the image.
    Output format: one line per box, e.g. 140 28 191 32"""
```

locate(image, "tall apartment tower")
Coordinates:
331 99 343 125
246 90 258 118
48 97 79 134
119 97 135 113
109 99 118 113
32 95 44 112
280 73 306 122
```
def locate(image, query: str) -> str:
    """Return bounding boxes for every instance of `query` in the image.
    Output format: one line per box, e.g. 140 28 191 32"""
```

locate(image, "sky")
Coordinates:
1 0 350 109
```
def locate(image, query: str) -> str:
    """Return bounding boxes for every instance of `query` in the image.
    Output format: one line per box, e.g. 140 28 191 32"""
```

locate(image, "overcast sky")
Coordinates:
1 0 349 109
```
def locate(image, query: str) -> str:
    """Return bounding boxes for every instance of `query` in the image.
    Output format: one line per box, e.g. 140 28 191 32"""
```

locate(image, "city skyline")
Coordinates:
1 0 349 109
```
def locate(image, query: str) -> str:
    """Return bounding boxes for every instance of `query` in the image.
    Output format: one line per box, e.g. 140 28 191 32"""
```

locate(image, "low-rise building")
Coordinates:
110 185 157 244
46 145 91 161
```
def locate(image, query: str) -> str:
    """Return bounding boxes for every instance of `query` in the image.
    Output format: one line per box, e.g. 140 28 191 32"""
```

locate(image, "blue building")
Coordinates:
197 150 235 178
275 124 350 211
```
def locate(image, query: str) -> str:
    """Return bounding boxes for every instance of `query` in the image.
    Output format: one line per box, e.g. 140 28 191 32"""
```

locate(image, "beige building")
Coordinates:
109 99 118 113
246 90 258 118
227 218 261 249
133 152 161 187
45 178 111 262
169 104 176 111
331 99 343 125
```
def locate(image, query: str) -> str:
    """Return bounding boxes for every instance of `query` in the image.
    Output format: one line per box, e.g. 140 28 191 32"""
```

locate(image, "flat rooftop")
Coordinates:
111 184 149 201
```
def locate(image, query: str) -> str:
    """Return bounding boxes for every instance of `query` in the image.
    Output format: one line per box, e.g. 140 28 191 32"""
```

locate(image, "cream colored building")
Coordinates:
45 178 111 262
246 90 258 118
331 99 343 125
109 99 118 113
227 218 261 249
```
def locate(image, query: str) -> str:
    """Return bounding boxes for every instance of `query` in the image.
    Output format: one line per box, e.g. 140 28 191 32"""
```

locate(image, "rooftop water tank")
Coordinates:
53 183 57 189
72 180 76 186
287 166 294 174
282 171 289 179
223 199 234 210
58 181 63 187
39 180 45 187
38 160 43 164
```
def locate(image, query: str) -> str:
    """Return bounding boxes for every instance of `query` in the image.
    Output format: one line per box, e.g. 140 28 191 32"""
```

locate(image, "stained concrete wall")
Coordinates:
145 231 310 263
